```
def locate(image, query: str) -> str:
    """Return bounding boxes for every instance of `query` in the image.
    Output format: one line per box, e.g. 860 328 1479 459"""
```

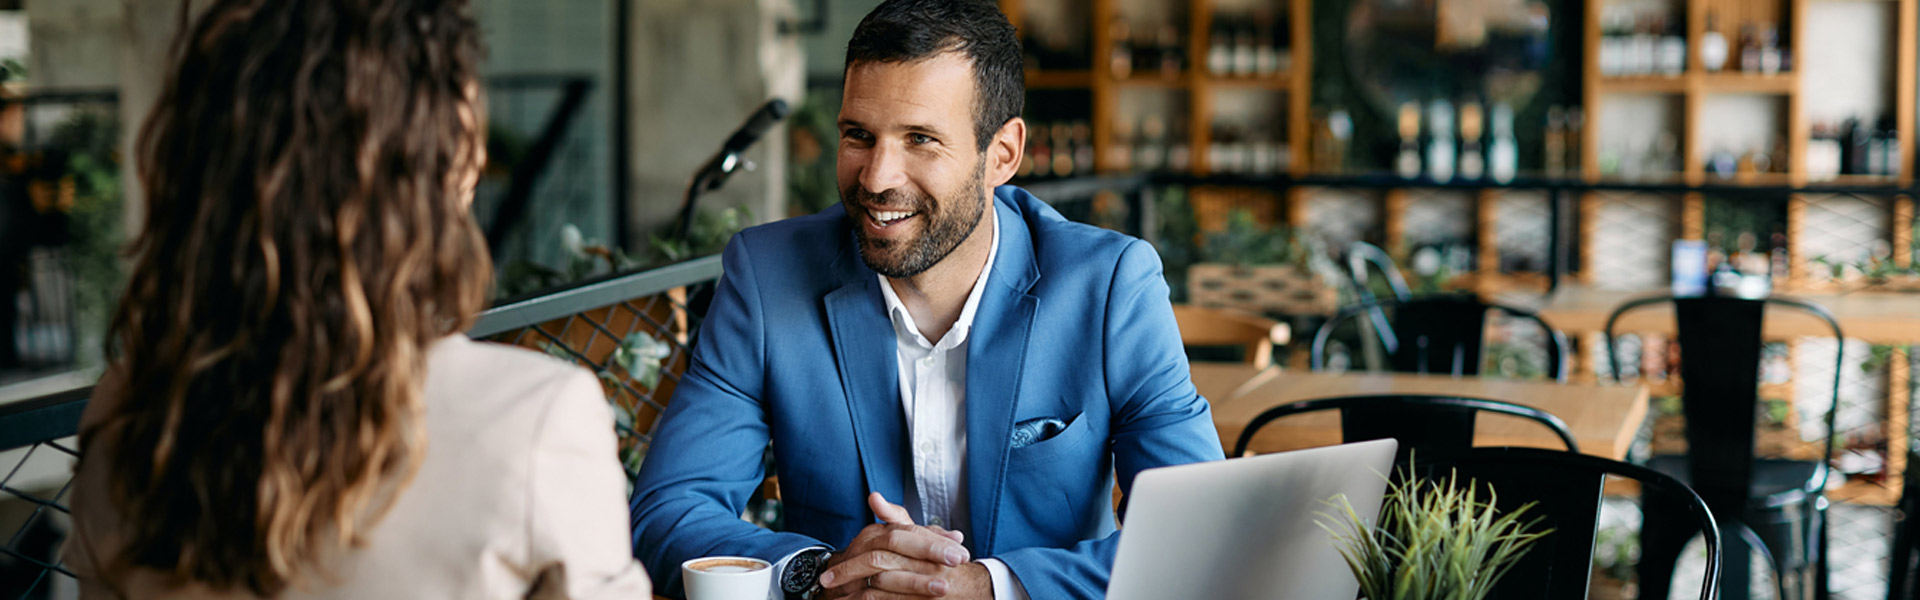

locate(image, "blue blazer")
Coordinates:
630 186 1225 598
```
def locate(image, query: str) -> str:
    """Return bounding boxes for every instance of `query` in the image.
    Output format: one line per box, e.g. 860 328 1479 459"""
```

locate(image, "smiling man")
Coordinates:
628 1 1224 598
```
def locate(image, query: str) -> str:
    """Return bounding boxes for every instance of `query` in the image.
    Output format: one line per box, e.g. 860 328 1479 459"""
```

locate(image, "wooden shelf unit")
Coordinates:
1001 0 1311 178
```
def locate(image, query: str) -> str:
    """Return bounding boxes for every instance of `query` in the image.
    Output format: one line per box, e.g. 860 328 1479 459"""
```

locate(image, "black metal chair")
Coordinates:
1890 450 1920 600
1605 295 1842 600
1230 394 1579 464
1402 447 1722 600
1346 240 1413 304
1309 295 1573 382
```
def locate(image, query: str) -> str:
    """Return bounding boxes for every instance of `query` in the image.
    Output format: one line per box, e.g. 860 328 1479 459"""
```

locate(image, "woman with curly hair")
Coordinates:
64 1 650 597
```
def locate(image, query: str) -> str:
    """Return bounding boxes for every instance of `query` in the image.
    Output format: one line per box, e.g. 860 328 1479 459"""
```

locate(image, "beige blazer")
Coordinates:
64 336 652 600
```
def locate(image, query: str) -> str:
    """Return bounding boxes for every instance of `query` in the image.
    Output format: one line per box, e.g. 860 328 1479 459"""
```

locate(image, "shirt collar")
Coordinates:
877 204 1000 351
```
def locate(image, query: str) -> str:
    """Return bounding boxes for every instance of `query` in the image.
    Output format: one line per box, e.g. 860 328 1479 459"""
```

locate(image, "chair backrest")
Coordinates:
1310 295 1572 382
1403 447 1721 600
1172 304 1289 368
1603 295 1843 510
1893 450 1920 600
1346 241 1412 304
1230 394 1579 463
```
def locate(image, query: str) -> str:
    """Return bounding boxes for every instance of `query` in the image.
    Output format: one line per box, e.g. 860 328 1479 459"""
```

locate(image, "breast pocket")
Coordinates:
1006 411 1095 468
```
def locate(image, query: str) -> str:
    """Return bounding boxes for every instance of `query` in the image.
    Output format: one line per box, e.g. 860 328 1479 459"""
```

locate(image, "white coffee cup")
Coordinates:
681 556 773 600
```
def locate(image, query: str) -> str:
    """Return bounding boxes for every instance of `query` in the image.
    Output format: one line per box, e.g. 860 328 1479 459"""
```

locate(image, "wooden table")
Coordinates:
1191 363 1650 460
1532 284 1920 344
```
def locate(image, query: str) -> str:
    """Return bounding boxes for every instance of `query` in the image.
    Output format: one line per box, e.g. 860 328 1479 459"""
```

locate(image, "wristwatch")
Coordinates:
781 547 833 600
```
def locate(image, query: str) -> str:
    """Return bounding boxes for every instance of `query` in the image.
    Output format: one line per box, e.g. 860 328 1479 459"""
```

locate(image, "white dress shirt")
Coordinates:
872 209 1029 600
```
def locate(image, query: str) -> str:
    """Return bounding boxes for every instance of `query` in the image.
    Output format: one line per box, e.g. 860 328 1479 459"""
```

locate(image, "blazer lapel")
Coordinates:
965 194 1041 555
824 234 909 515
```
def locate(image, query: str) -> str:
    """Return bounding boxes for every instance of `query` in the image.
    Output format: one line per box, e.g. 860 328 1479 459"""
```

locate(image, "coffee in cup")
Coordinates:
681 556 772 600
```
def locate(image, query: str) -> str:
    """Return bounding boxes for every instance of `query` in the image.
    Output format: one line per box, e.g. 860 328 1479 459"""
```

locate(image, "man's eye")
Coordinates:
909 133 936 145
843 129 873 143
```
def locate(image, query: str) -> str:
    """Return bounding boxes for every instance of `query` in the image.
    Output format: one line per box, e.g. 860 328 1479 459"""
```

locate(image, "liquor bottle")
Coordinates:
1458 102 1485 180
1847 116 1871 176
1207 23 1232 75
1107 117 1133 172
1396 102 1422 179
1760 23 1782 75
1157 25 1183 76
1071 121 1094 174
1600 11 1623 76
1232 17 1257 77
1274 11 1293 73
1700 12 1729 72
1135 116 1166 173
1564 107 1585 174
1168 121 1192 173
1426 99 1456 183
1254 11 1278 76
1885 117 1904 177
1543 106 1566 176
1108 18 1133 79
1633 15 1657 75
1658 15 1686 75
1050 123 1074 177
1482 101 1512 182
1740 24 1762 73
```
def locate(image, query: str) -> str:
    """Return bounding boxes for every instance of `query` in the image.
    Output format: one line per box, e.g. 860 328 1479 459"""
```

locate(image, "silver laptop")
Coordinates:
1106 439 1399 600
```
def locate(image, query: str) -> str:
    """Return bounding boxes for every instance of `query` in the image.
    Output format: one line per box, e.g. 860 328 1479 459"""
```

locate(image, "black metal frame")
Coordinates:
1597 294 1850 600
1309 296 1573 382
1230 393 1579 464
1407 446 1723 600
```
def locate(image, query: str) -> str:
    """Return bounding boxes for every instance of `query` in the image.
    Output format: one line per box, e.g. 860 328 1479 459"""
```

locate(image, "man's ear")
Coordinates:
984 117 1025 187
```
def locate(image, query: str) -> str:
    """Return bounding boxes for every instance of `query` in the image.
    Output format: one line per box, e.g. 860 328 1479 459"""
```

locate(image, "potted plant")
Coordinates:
1318 467 1551 600
1185 208 1340 316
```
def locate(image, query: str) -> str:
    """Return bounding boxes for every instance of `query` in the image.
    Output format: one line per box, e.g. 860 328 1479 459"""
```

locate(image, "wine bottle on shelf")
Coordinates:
1482 102 1512 183
1701 12 1728 72
1254 11 1278 76
1071 121 1094 174
1760 23 1782 75
1396 102 1422 179
1135 116 1166 173
1458 102 1485 180
1740 24 1762 73
1426 99 1456 183
1108 118 1133 173
1207 22 1232 76
1564 107 1585 174
1157 24 1183 77
1050 123 1074 177
1109 18 1133 79
1600 11 1623 76
1232 17 1257 77
1168 121 1191 173
1884 117 1903 177
1544 106 1566 176
1633 15 1657 75
1658 15 1686 75
1274 12 1293 73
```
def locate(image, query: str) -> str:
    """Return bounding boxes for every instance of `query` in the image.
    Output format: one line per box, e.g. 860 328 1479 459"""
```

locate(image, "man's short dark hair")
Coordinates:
845 0 1024 152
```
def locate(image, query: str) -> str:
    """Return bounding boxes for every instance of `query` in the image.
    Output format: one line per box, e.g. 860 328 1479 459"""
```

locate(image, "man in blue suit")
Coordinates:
629 1 1224 598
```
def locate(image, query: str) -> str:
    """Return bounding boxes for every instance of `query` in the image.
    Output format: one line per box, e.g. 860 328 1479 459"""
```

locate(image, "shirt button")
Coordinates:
920 356 936 367
919 440 935 454
928 516 945 528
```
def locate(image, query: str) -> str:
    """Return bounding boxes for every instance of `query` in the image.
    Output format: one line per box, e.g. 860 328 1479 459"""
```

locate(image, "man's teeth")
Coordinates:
874 210 915 223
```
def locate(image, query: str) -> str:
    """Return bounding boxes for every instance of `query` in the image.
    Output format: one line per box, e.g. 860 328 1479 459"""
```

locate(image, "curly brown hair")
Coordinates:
82 0 491 594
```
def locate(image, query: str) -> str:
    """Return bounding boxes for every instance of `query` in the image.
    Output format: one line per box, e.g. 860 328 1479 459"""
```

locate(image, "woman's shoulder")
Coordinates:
421 336 606 428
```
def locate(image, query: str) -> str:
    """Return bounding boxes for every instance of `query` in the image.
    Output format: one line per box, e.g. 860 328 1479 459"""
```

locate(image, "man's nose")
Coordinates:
859 141 909 195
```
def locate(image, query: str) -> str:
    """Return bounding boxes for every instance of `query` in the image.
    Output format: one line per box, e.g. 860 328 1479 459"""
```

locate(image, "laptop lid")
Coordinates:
1105 439 1399 600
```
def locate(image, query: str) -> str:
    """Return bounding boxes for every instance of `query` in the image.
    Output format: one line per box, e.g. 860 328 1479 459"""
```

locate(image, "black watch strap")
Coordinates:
781 548 832 600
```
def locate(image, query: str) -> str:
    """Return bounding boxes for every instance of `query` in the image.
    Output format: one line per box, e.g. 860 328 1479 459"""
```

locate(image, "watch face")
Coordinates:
782 550 826 592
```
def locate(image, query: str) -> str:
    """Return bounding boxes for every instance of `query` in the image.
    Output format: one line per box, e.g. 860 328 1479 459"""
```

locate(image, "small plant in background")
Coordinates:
498 223 639 297
1200 208 1314 268
646 204 750 264
1319 465 1551 600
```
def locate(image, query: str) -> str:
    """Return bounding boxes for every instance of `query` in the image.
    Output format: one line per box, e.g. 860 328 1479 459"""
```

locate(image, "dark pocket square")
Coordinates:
1009 417 1068 449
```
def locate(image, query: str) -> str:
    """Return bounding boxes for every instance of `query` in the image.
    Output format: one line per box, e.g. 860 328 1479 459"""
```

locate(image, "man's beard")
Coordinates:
845 159 988 279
